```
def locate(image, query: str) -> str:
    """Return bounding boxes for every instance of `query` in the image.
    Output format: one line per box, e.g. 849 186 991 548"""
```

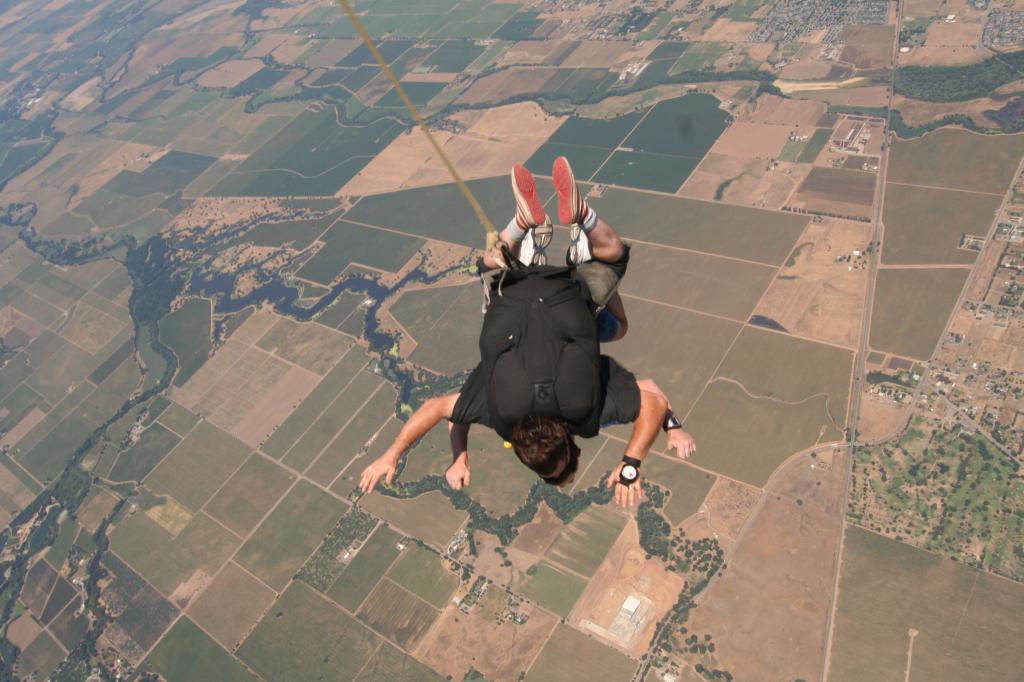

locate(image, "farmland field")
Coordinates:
161 298 212 387
357 577 440 650
525 624 637 681
329 524 403 611
886 128 1024 194
829 527 1024 681
546 506 626 577
881 184 997 265
203 454 296 536
642 456 716 524
386 544 459 608
297 221 424 284
186 561 276 650
235 481 346 590
357 490 467 550
592 150 699 192
138 618 256 682
516 560 587 617
869 268 969 360
239 582 379 682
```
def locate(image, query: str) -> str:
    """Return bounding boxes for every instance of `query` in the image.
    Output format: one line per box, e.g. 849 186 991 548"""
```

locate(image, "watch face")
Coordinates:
620 464 638 481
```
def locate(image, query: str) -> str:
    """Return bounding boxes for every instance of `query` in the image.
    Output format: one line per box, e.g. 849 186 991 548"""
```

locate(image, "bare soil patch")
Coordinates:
701 18 758 42
899 45 990 66
497 41 576 67
686 449 847 682
856 393 910 442
510 502 563 556
688 479 762 550
229 363 321 448
560 41 631 68
0 408 46 449
681 153 808 210
748 95 826 126
709 122 793 159
798 85 890 107
196 59 264 88
569 520 684 657
754 217 870 348
6 613 40 651
460 69 558 105
780 59 836 80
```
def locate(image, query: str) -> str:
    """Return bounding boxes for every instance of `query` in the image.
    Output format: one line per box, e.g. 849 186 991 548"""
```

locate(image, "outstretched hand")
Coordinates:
446 459 471 490
360 455 397 494
667 429 696 459
606 463 645 508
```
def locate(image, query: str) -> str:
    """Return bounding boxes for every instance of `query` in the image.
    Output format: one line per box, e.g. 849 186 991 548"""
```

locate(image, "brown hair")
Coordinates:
511 416 579 486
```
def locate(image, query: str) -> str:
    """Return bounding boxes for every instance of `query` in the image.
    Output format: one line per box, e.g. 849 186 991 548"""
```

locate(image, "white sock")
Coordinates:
502 218 526 243
581 208 598 233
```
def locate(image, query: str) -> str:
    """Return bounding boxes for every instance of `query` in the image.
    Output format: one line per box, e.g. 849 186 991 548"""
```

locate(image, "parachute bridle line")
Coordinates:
334 0 498 240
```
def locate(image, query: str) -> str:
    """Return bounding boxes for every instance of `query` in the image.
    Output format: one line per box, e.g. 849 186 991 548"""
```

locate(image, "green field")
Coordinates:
18 630 64 681
829 527 1024 681
387 545 459 608
546 506 625 577
329 524 403 611
160 299 212 387
357 577 440 649
105 150 217 197
525 624 636 681
236 481 346 590
110 511 239 597
355 642 444 682
797 128 831 164
157 401 200 435
301 372 389 479
139 618 256 682
378 82 446 107
358 490 468 550
239 582 379 682
144 421 251 511
297 220 424 285
423 40 486 72
516 560 587 617
671 42 729 72
406 283 483 374
204 454 296 535
343 176 512 247
186 561 277 650
715 326 853 439
887 128 1024 194
588 187 807 265
869 268 969 360
550 111 644 148
592 150 699 192
642 456 716 524
685 381 841 486
262 346 371 458
524 141 610 181
623 94 731 159
621 242 776 320
881 183 996 265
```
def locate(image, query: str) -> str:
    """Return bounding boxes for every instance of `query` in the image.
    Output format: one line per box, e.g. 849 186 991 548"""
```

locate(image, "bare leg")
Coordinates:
603 291 628 341
584 217 625 264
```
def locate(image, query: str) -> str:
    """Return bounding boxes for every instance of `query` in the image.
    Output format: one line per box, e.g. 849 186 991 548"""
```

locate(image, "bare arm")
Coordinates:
446 421 472 490
636 378 696 459
359 394 458 493
608 386 668 506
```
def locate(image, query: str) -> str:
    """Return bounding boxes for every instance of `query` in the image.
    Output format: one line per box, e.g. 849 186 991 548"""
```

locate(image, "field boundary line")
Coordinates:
586 104 657 182
877 263 974 270
601 431 761 491
312 379 388 482
885 180 1004 198
570 436 613 494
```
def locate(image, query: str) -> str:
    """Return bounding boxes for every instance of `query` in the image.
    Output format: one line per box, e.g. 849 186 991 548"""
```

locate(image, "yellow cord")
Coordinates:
335 0 498 241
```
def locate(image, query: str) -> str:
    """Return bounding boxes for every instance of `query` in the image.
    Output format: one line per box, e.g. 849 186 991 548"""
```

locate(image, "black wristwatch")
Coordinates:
663 412 682 432
619 455 641 486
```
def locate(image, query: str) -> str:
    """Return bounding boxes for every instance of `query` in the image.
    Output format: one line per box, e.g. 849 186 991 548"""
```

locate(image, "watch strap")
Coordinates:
621 455 642 468
663 412 682 431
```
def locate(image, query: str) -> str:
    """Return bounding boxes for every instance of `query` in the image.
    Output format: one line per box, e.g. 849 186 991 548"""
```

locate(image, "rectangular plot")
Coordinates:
830 527 1024 682
624 94 730 158
262 346 371 458
407 282 482 375
593 150 699 193
357 490 467 549
358 577 439 650
18 630 64 681
387 545 458 608
525 623 636 681
546 506 626 577
236 481 347 590
587 187 807 265
355 642 444 682
140 618 257 682
254 316 352 375
550 111 643 148
25 339 95 404
306 381 395 482
204 454 296 536
517 560 586 618
887 128 1024 194
881 184 997 265
239 582 379 682
144 421 251 511
524 141 610 180
423 40 485 71
187 562 277 650
287 371 385 475
621 243 775 320
870 268 969 360
108 422 180 483
101 553 179 664
297 221 424 284
643 456 716 524
329 524 402 611
20 411 99 481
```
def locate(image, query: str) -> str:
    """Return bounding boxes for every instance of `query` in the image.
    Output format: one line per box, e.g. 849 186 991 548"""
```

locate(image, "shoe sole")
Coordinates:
552 156 579 226
511 165 546 227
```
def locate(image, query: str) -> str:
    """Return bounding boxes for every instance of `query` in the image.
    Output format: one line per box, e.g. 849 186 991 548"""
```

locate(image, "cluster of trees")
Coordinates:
894 51 1024 102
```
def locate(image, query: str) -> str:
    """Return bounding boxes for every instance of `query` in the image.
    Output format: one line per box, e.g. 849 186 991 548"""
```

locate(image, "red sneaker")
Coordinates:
510 165 547 229
552 156 590 226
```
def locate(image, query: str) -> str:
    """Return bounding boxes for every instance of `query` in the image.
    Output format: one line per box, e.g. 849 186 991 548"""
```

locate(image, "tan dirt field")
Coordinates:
417 590 559 680
680 153 809 210
0 461 34 514
892 94 1000 127
6 613 40 651
902 0 945 14
701 18 758 42
744 42 775 62
569 520 685 657
709 122 794 159
296 39 361 69
497 40 575 67
779 59 836 80
510 502 563 556
748 95 827 126
924 17 984 46
798 85 890 107
899 45 991 66
229 363 322 448
0 408 46 449
196 59 265 88
62 76 101 111
754 218 870 348
963 239 1003 301
559 41 631 68
857 394 910 442
686 479 762 550
686 449 848 682
341 102 562 196
401 72 458 84
459 69 558 105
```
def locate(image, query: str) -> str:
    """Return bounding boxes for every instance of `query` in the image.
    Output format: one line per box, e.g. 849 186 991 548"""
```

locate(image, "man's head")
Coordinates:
511 415 579 486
